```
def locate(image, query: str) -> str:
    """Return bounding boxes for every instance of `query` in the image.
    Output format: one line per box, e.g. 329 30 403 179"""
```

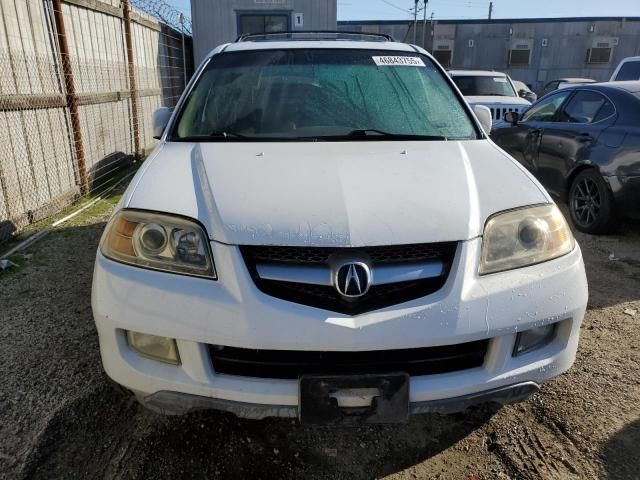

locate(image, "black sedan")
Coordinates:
491 81 640 234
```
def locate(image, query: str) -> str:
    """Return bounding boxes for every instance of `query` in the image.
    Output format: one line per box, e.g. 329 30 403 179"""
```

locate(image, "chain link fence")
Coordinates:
0 0 193 241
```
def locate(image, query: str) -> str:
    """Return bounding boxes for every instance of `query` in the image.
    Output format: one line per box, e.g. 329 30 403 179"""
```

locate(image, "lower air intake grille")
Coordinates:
209 340 489 379
241 242 457 314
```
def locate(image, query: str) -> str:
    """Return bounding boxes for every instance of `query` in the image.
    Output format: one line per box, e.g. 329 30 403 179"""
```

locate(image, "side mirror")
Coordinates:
153 107 171 139
473 105 492 133
504 111 520 124
518 89 528 97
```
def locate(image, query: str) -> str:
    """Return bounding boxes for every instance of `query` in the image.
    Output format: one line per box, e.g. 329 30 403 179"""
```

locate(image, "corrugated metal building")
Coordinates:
339 17 640 91
191 0 337 63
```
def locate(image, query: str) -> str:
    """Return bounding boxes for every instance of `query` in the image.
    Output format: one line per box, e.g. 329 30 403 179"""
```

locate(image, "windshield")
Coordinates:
171 49 477 141
452 75 517 97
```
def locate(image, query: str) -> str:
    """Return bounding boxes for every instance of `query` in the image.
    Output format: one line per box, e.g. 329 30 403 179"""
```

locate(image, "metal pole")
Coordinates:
413 0 418 44
488 1 493 20
51 0 89 194
179 13 186 87
122 0 140 160
422 0 428 49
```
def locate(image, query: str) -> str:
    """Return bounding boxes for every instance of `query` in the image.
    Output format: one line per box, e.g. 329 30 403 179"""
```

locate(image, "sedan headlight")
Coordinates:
479 204 574 275
100 210 216 279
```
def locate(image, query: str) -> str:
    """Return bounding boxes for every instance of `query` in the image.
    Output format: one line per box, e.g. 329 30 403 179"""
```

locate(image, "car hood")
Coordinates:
465 96 531 106
125 140 548 246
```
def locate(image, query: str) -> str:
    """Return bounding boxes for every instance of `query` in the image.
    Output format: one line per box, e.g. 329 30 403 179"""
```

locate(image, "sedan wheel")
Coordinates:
573 177 601 224
569 170 615 234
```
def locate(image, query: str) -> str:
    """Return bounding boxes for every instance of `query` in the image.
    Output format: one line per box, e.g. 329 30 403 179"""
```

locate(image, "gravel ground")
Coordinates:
0 185 639 480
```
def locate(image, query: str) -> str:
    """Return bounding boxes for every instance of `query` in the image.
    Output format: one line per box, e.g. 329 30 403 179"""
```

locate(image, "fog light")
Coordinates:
127 331 180 365
513 324 556 356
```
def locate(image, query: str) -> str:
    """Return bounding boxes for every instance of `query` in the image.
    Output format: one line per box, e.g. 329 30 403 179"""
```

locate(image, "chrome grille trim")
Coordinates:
256 263 331 285
256 261 444 286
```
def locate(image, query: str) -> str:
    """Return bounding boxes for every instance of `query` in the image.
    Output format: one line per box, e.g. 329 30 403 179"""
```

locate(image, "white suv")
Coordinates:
449 70 531 122
92 33 587 424
610 56 640 81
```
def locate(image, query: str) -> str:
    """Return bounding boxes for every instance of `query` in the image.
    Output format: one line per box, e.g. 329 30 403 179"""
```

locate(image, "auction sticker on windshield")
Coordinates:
373 56 426 67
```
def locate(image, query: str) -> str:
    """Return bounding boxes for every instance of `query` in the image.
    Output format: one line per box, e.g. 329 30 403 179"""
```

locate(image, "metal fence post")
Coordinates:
51 0 89 194
179 12 187 87
122 0 141 160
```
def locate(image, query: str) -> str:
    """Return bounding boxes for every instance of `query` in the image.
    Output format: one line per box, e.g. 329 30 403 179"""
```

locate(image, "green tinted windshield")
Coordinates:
172 49 477 141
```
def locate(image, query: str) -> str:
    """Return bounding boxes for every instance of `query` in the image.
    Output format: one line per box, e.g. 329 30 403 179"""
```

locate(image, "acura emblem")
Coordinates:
334 261 372 298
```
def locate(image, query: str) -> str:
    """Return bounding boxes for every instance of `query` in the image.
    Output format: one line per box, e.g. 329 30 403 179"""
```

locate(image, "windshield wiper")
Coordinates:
176 129 449 142
208 130 247 139
172 130 249 141
343 129 447 140
297 130 447 141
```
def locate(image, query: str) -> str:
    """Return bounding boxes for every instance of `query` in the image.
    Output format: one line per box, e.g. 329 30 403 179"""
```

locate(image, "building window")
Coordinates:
509 49 531 66
586 47 612 64
433 49 452 68
239 14 288 35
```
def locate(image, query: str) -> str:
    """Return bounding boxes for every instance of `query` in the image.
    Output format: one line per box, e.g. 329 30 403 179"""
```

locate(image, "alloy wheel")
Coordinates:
572 177 602 227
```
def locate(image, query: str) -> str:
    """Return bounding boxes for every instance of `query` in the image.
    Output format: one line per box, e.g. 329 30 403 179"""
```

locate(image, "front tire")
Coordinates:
568 169 616 234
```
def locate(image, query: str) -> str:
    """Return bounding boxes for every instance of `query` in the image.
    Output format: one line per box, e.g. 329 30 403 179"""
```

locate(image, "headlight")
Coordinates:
100 210 216 279
479 204 574 275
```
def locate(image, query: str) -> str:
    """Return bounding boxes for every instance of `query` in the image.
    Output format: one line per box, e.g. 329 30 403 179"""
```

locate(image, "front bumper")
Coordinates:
138 381 540 418
92 237 588 417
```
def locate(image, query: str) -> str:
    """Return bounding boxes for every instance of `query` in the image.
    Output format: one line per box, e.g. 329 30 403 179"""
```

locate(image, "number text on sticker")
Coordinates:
372 56 426 67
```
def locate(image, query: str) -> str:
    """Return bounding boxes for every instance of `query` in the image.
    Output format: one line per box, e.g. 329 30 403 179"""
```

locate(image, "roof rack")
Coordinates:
235 31 395 43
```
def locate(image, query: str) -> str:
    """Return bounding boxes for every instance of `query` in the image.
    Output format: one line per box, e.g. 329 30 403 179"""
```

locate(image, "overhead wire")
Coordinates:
378 0 412 13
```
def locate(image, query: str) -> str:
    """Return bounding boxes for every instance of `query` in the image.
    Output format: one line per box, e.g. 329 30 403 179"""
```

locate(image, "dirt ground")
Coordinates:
1 184 639 480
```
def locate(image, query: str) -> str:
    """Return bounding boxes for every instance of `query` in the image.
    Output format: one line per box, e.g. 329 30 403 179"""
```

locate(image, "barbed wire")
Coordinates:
130 0 192 35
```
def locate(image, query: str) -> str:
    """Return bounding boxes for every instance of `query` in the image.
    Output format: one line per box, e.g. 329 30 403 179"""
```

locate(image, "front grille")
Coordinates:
209 340 489 379
489 106 523 120
241 243 457 314
248 243 451 265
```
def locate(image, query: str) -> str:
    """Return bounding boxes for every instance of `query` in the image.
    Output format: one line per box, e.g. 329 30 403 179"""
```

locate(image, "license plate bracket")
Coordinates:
299 373 409 424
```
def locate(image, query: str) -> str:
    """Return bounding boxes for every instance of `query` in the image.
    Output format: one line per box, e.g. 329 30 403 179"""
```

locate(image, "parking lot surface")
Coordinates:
0 187 638 479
